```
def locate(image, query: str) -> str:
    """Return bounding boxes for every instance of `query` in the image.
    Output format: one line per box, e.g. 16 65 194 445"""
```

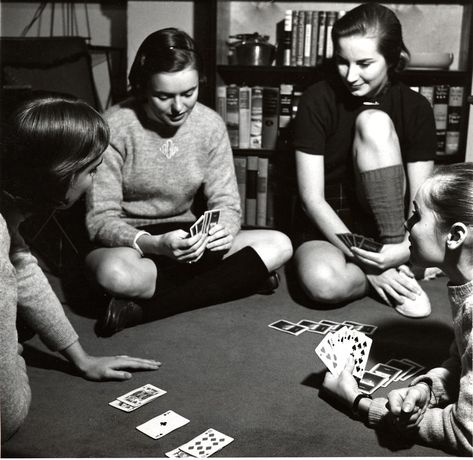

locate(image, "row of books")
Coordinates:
412 85 466 156
217 83 300 150
234 155 274 227
276 9 345 67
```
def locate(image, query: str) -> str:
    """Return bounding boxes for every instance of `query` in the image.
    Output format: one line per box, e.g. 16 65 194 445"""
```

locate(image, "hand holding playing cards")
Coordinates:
62 342 161 381
351 242 410 272
205 223 233 252
386 384 430 430
160 230 208 263
322 357 362 408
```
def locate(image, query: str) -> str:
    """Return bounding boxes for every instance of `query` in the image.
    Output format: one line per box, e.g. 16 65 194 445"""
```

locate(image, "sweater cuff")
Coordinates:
367 397 389 427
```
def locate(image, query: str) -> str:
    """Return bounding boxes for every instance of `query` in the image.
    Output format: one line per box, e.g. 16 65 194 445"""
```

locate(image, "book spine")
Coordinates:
233 156 247 223
290 10 298 66
262 86 280 150
295 10 305 67
275 11 292 67
238 86 251 149
266 162 275 227
292 90 302 119
245 155 258 226
309 11 319 67
303 10 313 67
226 84 240 149
256 157 269 227
419 86 434 107
278 83 293 146
445 85 465 155
250 86 263 149
433 84 449 155
216 85 227 122
325 11 337 59
316 11 327 65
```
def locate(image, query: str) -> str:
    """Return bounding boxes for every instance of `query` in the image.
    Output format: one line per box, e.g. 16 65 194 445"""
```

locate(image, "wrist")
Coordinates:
352 393 372 419
60 341 89 372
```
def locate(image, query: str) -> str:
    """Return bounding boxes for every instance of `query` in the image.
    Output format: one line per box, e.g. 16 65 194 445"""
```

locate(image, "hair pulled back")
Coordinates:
332 2 410 75
129 27 202 97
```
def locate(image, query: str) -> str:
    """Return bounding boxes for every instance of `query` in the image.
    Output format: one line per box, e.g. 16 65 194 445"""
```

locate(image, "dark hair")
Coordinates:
423 163 473 230
129 27 202 97
332 3 410 75
1 93 109 209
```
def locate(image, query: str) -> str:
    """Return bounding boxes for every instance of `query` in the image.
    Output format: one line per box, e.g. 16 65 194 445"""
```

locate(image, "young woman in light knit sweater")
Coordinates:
85 28 293 336
1 94 160 443
322 163 473 456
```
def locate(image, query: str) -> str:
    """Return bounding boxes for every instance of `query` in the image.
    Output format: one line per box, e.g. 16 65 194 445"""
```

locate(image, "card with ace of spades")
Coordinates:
136 410 190 439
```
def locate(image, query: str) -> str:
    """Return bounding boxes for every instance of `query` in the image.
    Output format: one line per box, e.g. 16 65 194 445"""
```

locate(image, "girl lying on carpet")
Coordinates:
84 28 292 336
322 163 473 455
292 3 436 318
0 94 161 443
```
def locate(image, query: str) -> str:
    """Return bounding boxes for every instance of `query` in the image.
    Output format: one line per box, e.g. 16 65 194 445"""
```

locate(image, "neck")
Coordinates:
443 258 473 286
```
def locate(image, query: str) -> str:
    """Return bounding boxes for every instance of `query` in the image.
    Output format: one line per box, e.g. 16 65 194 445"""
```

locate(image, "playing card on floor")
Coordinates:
116 383 166 408
179 428 234 458
136 410 190 439
165 447 194 458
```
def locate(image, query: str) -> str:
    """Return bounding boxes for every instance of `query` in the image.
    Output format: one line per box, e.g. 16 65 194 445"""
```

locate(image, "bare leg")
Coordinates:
294 241 368 304
85 247 157 299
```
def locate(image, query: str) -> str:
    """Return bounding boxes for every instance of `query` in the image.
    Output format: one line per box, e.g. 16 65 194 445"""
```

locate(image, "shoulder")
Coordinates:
189 102 226 131
104 98 141 127
392 82 433 112
0 212 11 258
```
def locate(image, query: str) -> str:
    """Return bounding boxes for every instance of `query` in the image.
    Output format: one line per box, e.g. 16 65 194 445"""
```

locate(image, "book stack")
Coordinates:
233 155 274 227
418 84 466 156
217 83 300 150
276 9 345 67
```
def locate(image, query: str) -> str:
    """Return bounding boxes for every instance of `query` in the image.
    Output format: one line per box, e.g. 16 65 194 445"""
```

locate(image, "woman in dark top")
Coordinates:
293 2 436 317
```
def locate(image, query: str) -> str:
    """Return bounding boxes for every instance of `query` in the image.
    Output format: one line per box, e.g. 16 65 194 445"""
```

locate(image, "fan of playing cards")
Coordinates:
336 233 383 252
315 326 372 379
190 209 221 237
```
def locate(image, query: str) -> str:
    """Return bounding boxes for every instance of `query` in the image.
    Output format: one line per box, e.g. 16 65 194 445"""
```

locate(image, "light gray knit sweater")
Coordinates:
86 99 241 248
368 279 473 455
0 207 78 442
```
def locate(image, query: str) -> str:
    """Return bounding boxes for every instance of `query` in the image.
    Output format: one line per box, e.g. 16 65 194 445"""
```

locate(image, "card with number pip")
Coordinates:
179 428 234 458
315 326 372 378
190 209 221 237
136 410 190 439
116 383 166 408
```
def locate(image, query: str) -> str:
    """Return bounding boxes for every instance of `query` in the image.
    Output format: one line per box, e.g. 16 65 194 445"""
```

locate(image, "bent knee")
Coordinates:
92 257 137 295
272 231 293 262
296 261 349 304
355 109 395 142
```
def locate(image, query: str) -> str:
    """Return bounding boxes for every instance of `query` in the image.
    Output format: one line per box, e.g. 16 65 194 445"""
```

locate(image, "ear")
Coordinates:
446 222 468 250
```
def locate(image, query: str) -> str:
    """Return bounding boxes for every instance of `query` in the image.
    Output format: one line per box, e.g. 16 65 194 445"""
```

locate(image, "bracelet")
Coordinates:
352 393 372 418
132 230 151 257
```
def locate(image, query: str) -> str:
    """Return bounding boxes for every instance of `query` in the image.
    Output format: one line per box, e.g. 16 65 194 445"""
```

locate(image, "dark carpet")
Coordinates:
2 265 454 457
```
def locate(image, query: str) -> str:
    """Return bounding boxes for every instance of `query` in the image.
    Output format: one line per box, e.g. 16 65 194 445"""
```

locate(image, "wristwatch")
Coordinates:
352 393 372 418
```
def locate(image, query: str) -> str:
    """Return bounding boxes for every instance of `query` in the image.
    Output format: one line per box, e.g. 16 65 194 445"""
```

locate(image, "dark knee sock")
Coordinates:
140 246 269 322
359 164 405 244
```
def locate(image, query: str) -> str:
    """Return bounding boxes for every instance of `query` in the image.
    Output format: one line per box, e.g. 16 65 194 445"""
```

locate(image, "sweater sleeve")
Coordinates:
0 217 31 442
202 116 241 238
10 233 78 352
367 337 473 455
86 142 142 248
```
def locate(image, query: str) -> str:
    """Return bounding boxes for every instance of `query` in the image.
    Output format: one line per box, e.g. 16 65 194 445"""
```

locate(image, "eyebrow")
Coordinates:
152 86 197 97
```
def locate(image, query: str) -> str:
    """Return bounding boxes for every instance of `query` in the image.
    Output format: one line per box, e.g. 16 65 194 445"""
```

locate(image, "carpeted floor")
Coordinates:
2 263 454 457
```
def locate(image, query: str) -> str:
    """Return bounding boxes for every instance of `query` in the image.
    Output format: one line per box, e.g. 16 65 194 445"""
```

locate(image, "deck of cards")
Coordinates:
315 326 372 379
359 358 426 394
190 209 221 237
336 232 383 252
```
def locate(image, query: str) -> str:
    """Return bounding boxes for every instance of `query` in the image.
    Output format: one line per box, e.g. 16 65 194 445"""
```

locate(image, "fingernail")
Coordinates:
403 403 412 412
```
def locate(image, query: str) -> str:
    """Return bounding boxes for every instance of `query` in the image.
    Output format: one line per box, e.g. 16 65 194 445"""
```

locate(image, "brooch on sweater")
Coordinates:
160 139 179 159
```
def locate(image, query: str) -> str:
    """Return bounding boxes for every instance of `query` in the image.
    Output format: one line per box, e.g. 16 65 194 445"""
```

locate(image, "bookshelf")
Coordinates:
193 0 473 230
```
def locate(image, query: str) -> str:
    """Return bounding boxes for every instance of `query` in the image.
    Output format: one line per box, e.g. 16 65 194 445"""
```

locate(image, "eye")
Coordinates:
183 89 195 98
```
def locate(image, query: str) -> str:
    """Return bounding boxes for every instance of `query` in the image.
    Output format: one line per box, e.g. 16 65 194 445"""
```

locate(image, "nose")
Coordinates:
171 96 183 114
346 64 359 84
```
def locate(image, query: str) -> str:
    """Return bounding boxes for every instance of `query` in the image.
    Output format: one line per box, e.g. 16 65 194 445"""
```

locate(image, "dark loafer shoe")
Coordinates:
257 271 280 295
98 298 144 337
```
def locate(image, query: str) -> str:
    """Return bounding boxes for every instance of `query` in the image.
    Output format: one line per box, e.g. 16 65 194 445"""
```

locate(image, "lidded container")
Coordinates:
228 33 275 66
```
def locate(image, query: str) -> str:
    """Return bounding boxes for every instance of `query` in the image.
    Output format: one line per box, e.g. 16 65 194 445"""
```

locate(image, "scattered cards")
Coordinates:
110 384 166 411
178 428 234 458
136 410 190 439
190 209 221 237
315 326 372 378
165 447 194 458
268 320 307 336
336 233 383 252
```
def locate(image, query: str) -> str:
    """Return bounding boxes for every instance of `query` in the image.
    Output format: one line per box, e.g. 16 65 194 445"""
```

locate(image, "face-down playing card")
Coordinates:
179 428 234 458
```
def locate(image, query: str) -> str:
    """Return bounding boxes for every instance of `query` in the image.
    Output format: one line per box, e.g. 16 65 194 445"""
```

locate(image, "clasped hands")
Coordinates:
322 359 430 432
